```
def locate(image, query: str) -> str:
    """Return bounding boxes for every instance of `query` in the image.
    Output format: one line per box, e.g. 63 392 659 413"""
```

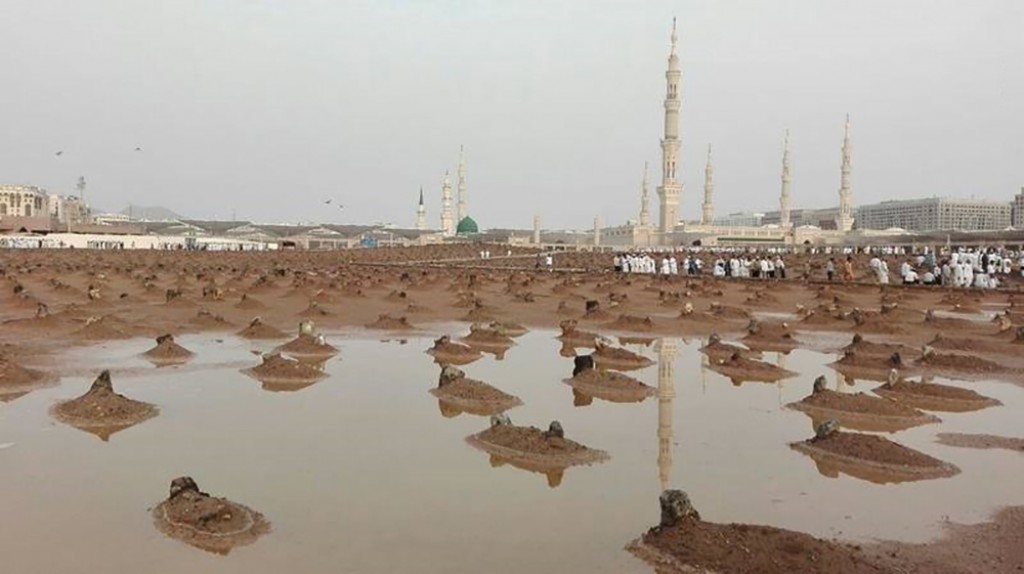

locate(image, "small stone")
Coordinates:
545 421 564 439
816 419 839 439
572 355 594 376
490 413 511 427
438 365 465 387
169 476 201 499
660 489 700 527
812 375 828 394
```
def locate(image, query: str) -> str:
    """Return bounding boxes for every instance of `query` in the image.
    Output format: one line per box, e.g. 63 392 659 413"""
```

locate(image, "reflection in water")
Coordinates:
657 339 676 491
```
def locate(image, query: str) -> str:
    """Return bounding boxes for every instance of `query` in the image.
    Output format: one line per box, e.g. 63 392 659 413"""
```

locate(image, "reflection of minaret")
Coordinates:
657 338 677 491
639 162 651 227
701 145 714 225
657 18 682 235
532 214 541 245
440 171 454 236
593 216 601 247
836 115 854 232
780 130 792 228
457 145 467 223
415 187 427 230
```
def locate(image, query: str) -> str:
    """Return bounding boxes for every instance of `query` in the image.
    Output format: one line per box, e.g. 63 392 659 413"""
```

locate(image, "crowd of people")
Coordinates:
861 248 1022 289
612 252 787 279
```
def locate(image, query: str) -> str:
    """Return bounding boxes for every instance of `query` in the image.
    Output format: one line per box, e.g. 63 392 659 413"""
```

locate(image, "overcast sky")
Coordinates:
1 0 1021 229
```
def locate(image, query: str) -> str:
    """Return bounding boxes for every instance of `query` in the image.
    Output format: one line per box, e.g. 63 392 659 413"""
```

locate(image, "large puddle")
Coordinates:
2 327 1024 573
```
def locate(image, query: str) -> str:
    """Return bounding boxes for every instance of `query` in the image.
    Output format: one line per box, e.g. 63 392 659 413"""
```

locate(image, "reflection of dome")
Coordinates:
456 216 478 235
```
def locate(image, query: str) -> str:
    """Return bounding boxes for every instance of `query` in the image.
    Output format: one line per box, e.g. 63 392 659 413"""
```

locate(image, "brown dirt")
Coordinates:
629 517 888 574
916 351 1010 374
142 334 194 362
236 318 287 340
791 430 960 484
469 423 608 465
460 324 515 346
592 343 654 370
430 376 522 416
244 353 326 384
564 369 655 404
935 433 1024 453
152 478 270 555
275 333 338 358
51 370 158 440
605 314 655 332
875 379 1002 412
74 316 130 340
364 314 415 330
788 389 939 432
708 354 797 384
426 336 483 365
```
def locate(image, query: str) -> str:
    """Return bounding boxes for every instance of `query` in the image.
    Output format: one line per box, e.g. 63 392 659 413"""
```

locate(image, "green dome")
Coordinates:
456 216 479 235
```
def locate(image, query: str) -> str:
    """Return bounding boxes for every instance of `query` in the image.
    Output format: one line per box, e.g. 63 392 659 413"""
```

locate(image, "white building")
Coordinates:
0 184 47 218
49 195 92 226
857 197 1011 232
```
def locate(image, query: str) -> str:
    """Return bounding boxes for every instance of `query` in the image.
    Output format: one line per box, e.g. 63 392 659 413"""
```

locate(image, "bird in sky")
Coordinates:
324 199 332 205
55 151 63 157
135 146 142 152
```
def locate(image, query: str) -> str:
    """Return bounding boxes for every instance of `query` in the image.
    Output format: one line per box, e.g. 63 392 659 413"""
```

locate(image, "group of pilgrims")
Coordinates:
869 249 1023 289
613 252 786 279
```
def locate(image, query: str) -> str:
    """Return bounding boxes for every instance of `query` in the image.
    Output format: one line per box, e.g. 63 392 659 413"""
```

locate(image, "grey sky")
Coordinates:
1 0 1021 229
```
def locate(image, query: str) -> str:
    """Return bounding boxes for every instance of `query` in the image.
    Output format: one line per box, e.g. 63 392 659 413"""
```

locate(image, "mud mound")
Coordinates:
152 477 270 555
927 333 1014 355
564 368 655 404
461 324 515 347
244 353 326 384
490 321 528 337
875 379 1002 412
557 320 604 348
468 419 609 469
592 343 653 371
143 334 195 363
629 503 884 574
74 316 130 340
426 335 483 365
430 367 522 416
788 388 939 432
275 333 338 359
0 354 54 398
190 309 234 329
841 334 918 358
51 370 158 440
605 314 654 332
742 320 798 352
236 318 286 340
936 433 1024 453
234 294 266 310
916 351 1008 375
699 335 761 361
708 303 750 320
364 314 415 330
791 429 959 484
708 353 796 384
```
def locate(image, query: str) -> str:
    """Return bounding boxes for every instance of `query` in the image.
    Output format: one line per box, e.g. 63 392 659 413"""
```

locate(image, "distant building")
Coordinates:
49 195 92 226
0 184 47 218
93 213 131 226
762 207 841 229
856 198 1011 232
1012 187 1024 229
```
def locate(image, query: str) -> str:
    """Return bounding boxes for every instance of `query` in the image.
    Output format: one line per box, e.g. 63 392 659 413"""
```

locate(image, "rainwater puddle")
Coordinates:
1 328 1023 573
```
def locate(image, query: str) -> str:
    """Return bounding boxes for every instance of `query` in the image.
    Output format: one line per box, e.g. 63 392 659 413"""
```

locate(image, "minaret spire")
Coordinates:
836 114 854 232
456 145 467 223
701 144 714 225
656 338 677 491
656 18 683 237
780 129 792 228
440 171 454 236
639 161 651 227
416 186 427 230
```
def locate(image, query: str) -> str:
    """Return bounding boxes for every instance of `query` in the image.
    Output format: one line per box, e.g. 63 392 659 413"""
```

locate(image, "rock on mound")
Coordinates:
592 342 653 371
143 334 194 364
875 378 1002 413
152 476 270 555
467 417 609 486
708 352 796 384
430 366 522 417
426 335 482 365
237 317 286 340
243 353 326 385
51 370 158 440
365 314 415 330
628 490 885 574
791 427 959 484
787 383 939 433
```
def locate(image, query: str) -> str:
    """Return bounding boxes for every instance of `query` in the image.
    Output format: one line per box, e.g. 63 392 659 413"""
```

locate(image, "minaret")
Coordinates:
836 115 854 232
780 129 792 228
639 162 651 227
593 216 601 247
415 186 427 230
533 214 541 245
701 145 714 225
656 338 677 491
657 18 683 236
440 171 454 236
456 145 467 223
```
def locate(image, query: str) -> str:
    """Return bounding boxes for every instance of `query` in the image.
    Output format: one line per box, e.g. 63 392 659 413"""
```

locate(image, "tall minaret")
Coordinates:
415 186 427 230
456 145 467 223
533 214 541 245
440 171 454 236
639 162 651 227
593 216 601 247
701 145 714 225
657 18 682 236
836 115 854 232
780 129 792 228
656 338 677 492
